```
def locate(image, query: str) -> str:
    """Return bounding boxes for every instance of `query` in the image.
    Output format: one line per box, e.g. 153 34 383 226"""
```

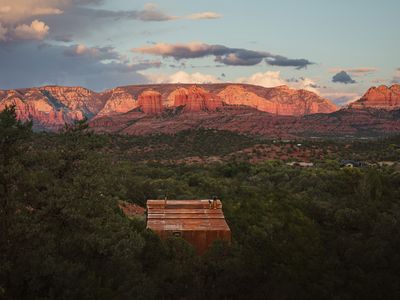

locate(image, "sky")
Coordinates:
0 0 399 105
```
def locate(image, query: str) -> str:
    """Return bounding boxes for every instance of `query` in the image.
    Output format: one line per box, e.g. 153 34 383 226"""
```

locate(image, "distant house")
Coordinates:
286 162 314 167
340 160 367 168
146 199 231 254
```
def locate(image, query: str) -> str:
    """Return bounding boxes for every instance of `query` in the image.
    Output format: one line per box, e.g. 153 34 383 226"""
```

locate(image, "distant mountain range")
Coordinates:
1 83 399 137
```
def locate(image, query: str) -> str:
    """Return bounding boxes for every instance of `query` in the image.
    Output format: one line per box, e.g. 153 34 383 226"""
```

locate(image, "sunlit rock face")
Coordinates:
0 88 86 130
350 84 400 110
138 90 163 115
39 86 104 117
173 86 223 112
97 88 138 116
218 85 337 116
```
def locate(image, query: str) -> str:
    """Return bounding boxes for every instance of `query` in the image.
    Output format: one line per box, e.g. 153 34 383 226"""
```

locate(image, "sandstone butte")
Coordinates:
350 84 400 110
173 86 223 112
137 90 163 115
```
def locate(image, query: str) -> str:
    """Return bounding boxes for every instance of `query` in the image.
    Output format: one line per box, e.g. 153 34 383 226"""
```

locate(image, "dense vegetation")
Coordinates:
1 106 400 299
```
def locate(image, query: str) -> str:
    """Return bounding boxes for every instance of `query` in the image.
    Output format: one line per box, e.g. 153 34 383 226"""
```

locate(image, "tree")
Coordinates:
0 106 32 298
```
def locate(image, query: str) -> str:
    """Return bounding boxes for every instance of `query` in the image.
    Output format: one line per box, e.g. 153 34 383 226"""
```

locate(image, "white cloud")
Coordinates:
14 20 49 40
236 71 321 94
236 71 286 88
186 12 222 20
142 70 220 84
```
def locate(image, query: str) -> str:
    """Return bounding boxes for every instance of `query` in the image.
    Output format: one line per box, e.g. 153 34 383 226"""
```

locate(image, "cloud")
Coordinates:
0 2 222 45
215 50 267 66
14 20 50 40
0 0 66 24
141 70 220 84
266 56 314 70
63 44 120 60
53 33 73 42
329 67 378 76
332 71 356 84
236 72 322 94
0 23 8 41
132 42 314 68
236 71 286 88
131 3 177 22
186 12 222 20
133 42 229 59
141 70 322 95
0 0 65 42
0 42 159 90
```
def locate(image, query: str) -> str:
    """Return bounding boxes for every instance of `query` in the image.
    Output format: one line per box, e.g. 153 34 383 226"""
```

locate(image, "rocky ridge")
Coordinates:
350 84 400 110
3 83 399 137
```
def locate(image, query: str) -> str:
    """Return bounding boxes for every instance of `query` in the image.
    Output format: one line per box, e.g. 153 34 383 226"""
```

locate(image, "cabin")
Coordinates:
146 199 231 254
340 160 367 168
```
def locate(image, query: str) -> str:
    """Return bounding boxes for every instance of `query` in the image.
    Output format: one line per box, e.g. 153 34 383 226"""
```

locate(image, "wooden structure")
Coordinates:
146 199 231 254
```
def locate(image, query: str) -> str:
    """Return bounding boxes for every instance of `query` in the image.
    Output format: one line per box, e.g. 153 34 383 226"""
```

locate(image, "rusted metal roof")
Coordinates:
146 199 231 254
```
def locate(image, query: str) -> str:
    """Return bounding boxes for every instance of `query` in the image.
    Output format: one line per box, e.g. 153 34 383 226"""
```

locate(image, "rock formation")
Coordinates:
97 88 138 116
218 85 337 116
39 86 104 116
350 84 400 110
138 90 163 115
173 86 223 112
5 82 390 135
0 88 85 130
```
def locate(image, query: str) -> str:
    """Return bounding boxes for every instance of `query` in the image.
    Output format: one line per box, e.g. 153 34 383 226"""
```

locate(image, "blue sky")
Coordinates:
0 0 399 104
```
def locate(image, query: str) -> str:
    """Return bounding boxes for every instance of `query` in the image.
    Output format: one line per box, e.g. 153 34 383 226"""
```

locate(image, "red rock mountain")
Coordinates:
0 83 339 131
1 82 398 137
350 84 400 110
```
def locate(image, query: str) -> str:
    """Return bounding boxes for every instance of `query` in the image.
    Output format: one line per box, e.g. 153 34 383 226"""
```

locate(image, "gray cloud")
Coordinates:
63 44 120 60
266 56 313 69
0 41 159 91
133 42 314 68
215 49 267 66
69 5 177 22
332 71 356 84
53 34 73 42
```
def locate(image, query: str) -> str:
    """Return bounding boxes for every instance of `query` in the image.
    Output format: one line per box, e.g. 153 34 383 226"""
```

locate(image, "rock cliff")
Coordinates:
138 90 163 115
97 88 138 116
173 86 223 112
350 84 400 110
218 85 337 116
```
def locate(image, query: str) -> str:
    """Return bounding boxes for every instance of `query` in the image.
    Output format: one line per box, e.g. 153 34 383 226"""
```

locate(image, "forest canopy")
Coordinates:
1 107 400 299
